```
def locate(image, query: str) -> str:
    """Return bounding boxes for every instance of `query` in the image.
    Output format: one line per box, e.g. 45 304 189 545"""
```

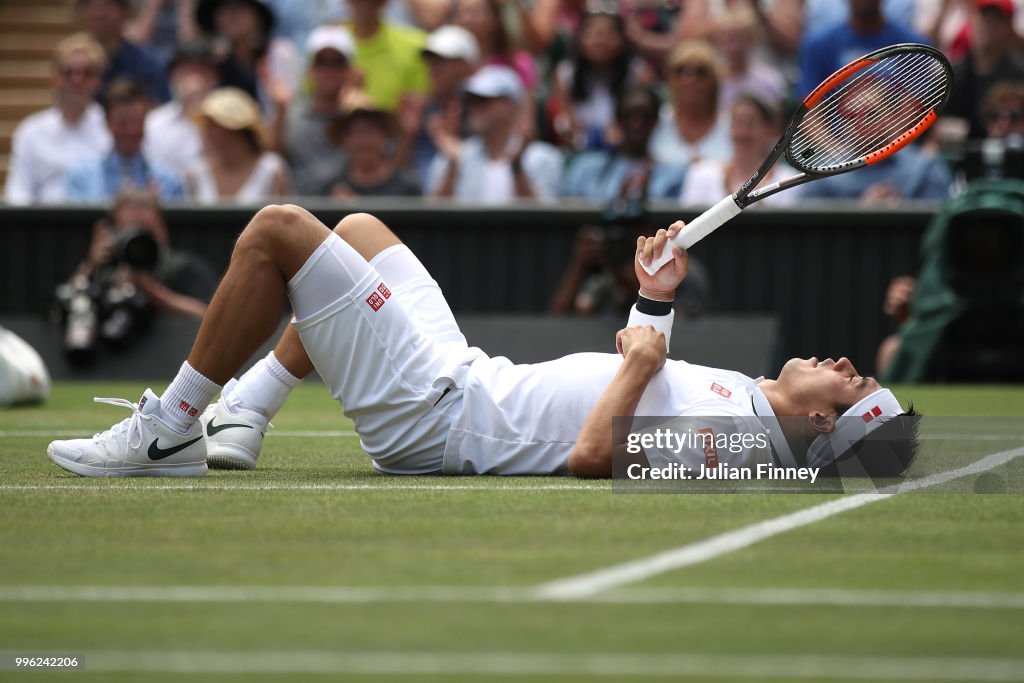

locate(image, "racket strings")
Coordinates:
798 52 942 150
790 51 950 172
797 56 945 168
794 55 947 169
804 59 946 165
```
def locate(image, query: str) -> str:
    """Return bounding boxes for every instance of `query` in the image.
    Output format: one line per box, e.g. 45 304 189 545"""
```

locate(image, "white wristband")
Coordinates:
627 304 674 352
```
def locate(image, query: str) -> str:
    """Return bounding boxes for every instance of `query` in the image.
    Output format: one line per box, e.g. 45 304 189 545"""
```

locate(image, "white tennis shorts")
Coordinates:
287 233 470 474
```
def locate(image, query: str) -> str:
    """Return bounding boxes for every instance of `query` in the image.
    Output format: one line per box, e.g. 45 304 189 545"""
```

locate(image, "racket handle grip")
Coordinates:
640 195 743 276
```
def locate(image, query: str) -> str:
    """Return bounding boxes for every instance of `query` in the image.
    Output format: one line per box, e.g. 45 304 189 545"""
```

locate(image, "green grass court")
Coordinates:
1 383 1022 682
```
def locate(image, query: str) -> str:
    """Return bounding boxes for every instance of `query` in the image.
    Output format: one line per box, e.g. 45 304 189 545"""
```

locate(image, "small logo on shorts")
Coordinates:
367 282 391 312
710 382 732 398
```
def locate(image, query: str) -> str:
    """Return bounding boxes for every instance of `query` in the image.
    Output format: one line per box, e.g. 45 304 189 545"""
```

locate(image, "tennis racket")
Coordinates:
642 42 953 275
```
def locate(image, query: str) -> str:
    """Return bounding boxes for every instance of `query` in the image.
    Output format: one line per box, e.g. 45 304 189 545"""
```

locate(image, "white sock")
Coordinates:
160 361 221 433
224 351 301 419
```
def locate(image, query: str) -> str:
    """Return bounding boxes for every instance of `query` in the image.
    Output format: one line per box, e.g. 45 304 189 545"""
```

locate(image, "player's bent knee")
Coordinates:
333 212 385 239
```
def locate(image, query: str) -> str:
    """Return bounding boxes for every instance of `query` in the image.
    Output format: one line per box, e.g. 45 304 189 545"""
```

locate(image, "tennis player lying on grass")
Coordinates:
47 207 918 479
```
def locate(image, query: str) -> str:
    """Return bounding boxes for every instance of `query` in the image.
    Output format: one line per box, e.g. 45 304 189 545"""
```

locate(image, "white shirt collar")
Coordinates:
751 385 799 467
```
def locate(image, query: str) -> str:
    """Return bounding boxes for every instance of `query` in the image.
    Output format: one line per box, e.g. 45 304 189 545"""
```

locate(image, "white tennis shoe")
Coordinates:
200 385 268 470
47 389 208 478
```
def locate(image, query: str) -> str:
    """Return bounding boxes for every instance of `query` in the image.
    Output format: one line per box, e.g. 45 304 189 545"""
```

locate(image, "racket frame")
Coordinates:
642 43 953 274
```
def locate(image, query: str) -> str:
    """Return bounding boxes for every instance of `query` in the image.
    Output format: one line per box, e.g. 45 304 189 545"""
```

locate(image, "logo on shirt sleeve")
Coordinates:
710 382 732 399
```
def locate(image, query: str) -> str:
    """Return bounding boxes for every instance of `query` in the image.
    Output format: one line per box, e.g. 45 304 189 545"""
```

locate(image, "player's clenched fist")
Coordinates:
615 325 667 372
635 222 689 301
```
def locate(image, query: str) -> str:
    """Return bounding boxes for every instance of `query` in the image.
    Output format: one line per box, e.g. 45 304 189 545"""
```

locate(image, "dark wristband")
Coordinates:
636 294 673 316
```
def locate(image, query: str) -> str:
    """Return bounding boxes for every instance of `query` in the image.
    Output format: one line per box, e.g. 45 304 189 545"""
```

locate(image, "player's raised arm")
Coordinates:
622 223 690 352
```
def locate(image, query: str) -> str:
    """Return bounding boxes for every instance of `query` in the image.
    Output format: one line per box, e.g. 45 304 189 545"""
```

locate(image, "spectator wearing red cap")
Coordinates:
945 0 1024 140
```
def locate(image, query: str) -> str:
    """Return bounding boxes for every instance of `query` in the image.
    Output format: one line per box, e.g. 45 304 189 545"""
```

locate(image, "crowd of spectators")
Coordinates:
8 0 1024 209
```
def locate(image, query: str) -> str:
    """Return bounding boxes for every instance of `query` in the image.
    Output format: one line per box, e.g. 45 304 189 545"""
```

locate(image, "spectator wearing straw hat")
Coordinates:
186 87 290 203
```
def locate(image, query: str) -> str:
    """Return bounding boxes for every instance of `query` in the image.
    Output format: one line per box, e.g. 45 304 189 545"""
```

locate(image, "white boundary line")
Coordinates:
1 585 1023 610
535 447 1024 599
57 650 1024 680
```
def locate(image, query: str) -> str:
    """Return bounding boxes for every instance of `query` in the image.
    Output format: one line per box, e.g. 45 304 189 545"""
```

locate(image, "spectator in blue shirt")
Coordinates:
66 79 186 203
76 0 171 103
563 85 686 202
798 0 925 99
800 143 951 202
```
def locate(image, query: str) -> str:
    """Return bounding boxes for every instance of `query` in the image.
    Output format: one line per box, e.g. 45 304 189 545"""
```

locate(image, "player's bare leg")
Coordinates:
268 212 404 380
205 212 406 469
47 204 336 477
188 204 331 383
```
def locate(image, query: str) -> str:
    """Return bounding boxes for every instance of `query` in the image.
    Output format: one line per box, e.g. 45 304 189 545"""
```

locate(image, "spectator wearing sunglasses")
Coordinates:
649 41 731 168
4 34 112 205
981 80 1024 140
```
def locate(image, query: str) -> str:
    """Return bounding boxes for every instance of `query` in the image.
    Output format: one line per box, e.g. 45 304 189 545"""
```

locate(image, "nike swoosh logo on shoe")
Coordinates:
148 436 204 460
206 418 254 437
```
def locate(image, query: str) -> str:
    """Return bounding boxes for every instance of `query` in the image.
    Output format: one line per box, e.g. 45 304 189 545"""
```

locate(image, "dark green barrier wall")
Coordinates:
0 201 935 374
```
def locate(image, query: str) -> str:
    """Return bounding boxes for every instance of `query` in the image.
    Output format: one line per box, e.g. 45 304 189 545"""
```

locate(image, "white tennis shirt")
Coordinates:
441 308 783 475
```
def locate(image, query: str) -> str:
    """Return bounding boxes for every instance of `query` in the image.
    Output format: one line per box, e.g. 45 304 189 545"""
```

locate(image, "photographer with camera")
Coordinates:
57 190 218 365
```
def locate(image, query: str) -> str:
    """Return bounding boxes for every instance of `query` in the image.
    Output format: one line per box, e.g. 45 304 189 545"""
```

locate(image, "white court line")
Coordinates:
2 585 1023 610
536 447 1024 600
64 650 1024 680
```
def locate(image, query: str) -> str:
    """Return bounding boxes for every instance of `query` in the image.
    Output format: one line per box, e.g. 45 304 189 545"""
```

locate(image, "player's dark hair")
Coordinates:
844 405 921 479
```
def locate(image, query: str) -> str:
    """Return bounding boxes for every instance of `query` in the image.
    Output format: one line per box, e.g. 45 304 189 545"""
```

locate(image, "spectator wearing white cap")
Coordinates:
425 64 563 204
268 25 357 195
400 24 480 188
